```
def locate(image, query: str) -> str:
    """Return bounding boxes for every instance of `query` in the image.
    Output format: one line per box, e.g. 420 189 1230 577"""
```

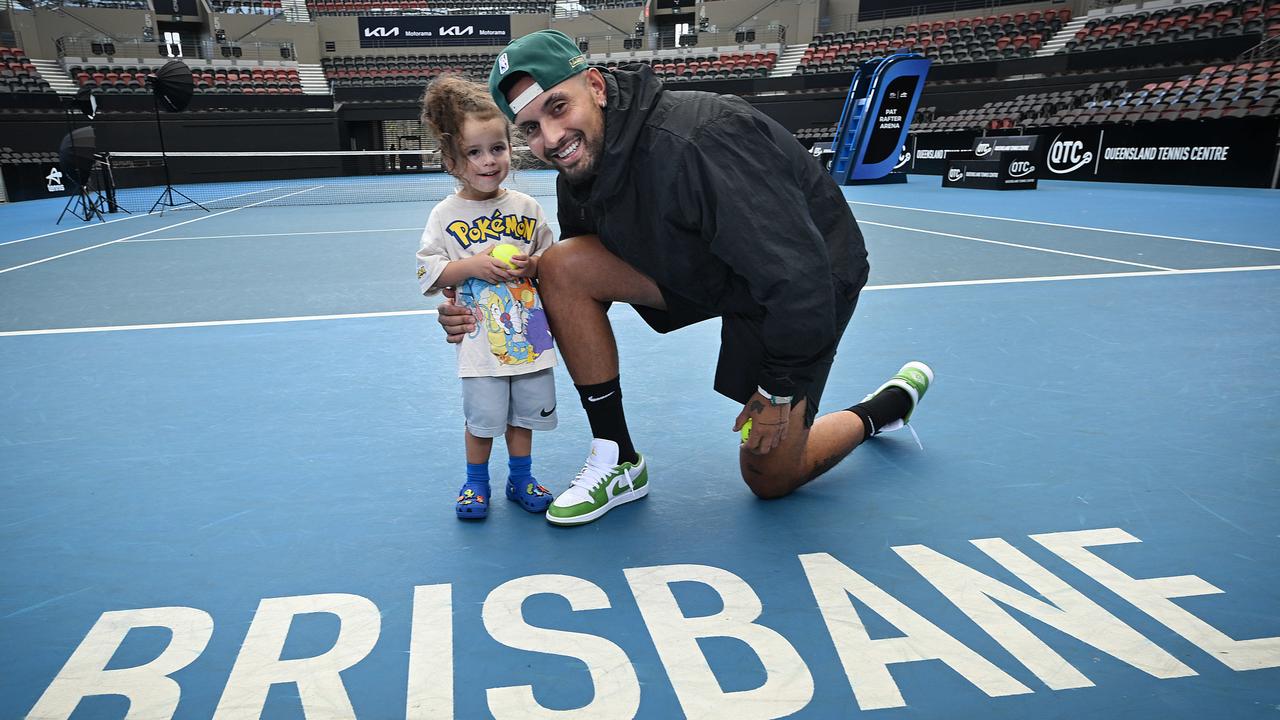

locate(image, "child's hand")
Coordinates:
468 254 520 284
510 253 538 279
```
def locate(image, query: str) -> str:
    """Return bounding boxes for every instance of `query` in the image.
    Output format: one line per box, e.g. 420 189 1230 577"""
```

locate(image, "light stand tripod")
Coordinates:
56 163 110 223
56 95 110 224
147 89 208 215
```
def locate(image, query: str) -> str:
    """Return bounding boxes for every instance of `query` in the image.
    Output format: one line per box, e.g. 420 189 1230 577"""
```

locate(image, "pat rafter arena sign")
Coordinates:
908 117 1279 188
357 15 511 48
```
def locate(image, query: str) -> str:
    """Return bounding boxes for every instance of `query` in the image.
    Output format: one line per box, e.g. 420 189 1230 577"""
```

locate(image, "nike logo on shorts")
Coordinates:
587 391 616 403
540 406 556 417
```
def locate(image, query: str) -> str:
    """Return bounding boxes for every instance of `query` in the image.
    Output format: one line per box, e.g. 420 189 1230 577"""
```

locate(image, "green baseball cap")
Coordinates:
489 29 590 120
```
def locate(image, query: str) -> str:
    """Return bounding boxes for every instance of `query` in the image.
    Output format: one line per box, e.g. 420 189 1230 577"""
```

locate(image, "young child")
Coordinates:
416 75 557 520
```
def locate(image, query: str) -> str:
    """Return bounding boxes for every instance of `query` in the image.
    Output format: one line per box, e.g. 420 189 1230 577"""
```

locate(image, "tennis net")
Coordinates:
100 149 559 213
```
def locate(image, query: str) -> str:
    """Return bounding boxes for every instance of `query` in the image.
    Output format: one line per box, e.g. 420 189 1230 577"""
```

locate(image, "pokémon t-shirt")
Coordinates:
416 189 557 378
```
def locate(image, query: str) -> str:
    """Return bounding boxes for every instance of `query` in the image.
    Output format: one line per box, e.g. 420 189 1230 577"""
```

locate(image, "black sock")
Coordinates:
574 376 638 464
848 387 912 441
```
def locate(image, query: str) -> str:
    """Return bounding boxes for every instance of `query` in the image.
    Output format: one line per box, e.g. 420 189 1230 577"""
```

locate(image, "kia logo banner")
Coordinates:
357 15 511 48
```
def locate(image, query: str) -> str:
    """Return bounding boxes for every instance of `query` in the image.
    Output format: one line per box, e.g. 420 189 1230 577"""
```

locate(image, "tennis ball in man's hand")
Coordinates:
491 244 520 269
739 418 752 443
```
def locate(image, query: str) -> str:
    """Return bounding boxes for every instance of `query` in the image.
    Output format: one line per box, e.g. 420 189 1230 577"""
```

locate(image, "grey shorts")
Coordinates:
461 368 558 438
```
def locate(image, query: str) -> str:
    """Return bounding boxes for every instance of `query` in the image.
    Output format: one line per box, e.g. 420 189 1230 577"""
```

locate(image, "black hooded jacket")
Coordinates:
556 65 870 400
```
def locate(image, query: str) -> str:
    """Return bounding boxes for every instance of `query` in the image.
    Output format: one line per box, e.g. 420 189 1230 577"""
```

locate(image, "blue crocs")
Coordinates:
506 478 554 513
456 481 490 520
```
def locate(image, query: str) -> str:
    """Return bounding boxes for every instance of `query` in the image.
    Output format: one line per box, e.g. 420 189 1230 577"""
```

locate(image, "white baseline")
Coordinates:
849 200 1280 254
1 264 1277 337
0 187 323 275
0 185 294 248
863 220 1174 271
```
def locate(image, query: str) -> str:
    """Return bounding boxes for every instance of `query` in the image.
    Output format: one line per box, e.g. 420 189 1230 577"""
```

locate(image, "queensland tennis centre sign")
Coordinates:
357 15 511 48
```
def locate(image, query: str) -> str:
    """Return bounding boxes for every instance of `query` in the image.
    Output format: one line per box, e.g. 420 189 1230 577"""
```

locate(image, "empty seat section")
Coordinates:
0 46 54 94
796 7 1068 74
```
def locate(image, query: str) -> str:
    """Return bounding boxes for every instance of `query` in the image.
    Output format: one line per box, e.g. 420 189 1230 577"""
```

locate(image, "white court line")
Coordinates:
3 263 1277 338
0 213 147 247
0 309 436 337
864 220 1175 271
849 200 1280 254
133 221 561 243
0 187 322 275
0 185 290 248
125 227 422 242
864 263 1280 291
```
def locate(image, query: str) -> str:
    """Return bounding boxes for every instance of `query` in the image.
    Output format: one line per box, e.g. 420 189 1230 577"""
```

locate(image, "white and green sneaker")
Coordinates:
864 361 934 434
546 439 648 526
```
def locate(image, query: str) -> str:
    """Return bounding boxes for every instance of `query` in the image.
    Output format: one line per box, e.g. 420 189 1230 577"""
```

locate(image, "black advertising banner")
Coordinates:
1 163 71 202
1039 125 1107 180
911 118 1279 188
358 15 511 48
973 135 1039 157
943 152 1038 190
909 131 979 175
1040 118 1277 187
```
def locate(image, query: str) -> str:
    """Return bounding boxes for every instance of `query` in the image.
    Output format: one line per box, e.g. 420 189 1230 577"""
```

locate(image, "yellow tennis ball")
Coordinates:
491 243 520 269
739 418 752 443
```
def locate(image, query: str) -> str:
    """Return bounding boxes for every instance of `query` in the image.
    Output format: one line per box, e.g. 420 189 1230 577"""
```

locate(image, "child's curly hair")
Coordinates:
419 74 511 177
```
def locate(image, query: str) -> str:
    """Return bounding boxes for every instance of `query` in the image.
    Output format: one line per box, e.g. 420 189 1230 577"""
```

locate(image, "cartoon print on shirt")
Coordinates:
459 276 554 365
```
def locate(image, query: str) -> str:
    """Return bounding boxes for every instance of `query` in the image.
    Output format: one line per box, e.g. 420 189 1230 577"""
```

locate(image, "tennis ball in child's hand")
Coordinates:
491 244 520 269
739 418 752 443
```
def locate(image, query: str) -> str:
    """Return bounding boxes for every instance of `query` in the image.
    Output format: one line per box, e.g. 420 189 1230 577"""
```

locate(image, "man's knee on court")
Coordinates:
537 236 599 295
739 463 805 500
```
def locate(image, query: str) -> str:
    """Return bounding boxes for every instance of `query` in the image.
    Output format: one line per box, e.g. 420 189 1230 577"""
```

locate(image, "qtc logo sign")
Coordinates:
1008 160 1036 178
1047 135 1095 175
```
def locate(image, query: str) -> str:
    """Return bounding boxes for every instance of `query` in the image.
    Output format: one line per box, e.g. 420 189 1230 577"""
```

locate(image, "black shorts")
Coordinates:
633 281 861 427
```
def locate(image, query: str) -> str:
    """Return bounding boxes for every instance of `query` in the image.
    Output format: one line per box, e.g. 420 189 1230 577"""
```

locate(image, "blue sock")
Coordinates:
466 462 490 487
508 455 532 484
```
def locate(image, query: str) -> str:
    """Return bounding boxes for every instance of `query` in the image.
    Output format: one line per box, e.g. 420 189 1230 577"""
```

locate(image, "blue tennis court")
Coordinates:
2 175 1277 719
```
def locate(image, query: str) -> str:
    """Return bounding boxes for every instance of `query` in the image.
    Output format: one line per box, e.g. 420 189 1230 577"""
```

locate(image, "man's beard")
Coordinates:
556 132 604 184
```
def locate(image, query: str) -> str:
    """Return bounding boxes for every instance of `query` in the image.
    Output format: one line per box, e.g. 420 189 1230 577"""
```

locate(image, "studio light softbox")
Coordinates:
144 59 207 213
150 59 195 112
59 126 97 189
